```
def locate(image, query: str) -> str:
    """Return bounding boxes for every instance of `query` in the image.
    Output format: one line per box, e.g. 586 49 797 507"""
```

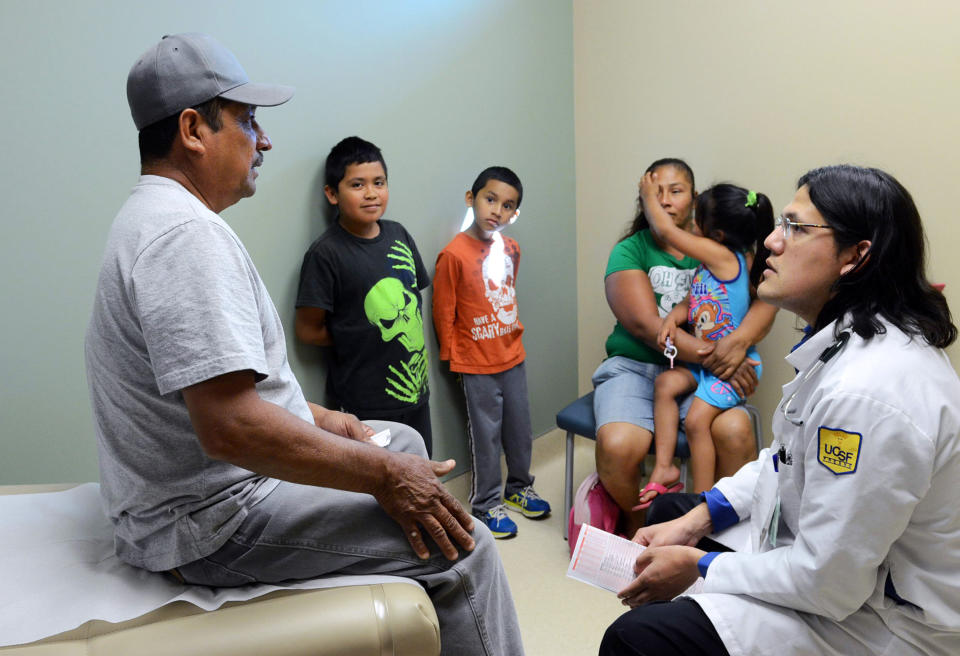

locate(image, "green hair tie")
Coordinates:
745 190 758 208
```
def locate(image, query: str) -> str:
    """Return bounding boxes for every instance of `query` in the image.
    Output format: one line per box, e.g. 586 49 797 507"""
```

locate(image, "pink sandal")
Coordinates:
632 481 684 511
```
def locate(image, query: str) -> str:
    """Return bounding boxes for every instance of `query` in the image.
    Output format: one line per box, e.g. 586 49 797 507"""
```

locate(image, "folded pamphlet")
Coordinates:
567 523 704 595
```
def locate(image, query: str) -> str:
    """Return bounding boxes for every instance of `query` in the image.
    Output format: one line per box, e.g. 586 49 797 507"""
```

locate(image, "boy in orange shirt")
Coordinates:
433 167 550 538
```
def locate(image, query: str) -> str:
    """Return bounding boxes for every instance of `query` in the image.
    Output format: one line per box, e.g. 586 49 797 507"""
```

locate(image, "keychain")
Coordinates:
663 337 677 369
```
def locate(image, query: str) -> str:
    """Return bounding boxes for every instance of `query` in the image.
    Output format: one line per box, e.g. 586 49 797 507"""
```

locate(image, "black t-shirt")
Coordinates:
296 220 431 414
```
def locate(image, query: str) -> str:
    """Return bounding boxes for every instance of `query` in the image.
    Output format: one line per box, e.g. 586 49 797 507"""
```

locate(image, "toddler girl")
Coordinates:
639 173 773 502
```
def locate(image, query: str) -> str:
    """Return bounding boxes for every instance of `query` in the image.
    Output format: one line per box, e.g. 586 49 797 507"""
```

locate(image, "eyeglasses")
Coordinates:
775 215 833 240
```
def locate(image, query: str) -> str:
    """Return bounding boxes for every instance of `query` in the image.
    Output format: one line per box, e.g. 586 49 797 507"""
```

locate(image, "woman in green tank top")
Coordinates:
592 158 776 537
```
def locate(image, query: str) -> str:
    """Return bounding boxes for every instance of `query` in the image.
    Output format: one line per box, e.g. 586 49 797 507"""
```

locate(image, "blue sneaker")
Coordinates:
504 486 551 518
475 504 518 538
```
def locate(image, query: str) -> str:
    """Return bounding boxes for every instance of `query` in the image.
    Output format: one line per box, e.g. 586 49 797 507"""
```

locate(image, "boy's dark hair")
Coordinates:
324 136 387 190
800 164 955 347
621 158 696 241
694 183 774 288
471 166 523 207
138 97 226 165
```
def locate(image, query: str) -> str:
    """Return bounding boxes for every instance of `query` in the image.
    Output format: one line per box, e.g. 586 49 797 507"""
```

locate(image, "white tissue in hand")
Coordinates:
371 428 392 447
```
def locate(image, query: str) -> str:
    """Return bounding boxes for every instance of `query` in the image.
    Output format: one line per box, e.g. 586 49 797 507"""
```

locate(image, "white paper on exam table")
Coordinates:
0 483 417 647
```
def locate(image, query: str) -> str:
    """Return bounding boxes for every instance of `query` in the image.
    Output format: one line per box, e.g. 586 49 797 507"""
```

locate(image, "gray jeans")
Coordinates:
177 421 524 656
462 362 534 514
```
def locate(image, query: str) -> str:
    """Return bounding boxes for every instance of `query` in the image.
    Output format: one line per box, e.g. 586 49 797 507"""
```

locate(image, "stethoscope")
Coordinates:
780 331 850 426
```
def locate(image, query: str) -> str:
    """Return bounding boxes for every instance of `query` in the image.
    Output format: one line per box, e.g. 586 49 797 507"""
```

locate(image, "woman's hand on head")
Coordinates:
638 171 660 210
637 171 660 205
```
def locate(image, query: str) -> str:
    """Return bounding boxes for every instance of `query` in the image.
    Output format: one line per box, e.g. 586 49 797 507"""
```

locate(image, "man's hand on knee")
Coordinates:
374 454 476 560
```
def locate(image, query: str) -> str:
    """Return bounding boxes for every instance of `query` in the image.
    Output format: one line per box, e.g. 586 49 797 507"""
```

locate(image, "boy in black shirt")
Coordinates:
296 137 433 454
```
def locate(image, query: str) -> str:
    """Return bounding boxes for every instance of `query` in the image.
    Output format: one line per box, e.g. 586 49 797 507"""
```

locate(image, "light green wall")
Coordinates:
0 1 576 484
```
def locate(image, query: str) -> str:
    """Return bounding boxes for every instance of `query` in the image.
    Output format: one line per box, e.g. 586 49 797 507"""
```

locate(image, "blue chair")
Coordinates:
557 391 763 538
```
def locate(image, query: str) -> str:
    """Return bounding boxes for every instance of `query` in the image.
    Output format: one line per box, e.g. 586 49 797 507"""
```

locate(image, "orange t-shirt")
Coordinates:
432 232 525 374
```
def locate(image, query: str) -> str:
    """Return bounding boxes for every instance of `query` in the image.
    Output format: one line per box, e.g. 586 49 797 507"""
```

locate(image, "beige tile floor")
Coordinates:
445 428 626 656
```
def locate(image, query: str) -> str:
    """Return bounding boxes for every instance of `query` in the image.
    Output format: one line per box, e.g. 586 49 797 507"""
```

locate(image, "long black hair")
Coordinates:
801 164 955 347
619 158 695 241
694 184 774 288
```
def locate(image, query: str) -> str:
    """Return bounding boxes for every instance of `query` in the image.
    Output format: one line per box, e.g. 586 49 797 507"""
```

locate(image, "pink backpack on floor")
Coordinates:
568 472 621 556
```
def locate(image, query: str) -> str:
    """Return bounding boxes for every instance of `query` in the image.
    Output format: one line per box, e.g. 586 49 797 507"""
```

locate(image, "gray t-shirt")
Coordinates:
85 175 312 571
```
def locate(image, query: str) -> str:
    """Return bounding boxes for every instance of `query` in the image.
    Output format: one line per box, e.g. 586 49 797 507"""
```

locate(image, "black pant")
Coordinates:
347 401 433 457
598 493 731 656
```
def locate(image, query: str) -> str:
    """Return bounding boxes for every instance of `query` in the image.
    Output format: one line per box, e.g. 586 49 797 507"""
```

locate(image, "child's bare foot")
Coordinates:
635 464 683 508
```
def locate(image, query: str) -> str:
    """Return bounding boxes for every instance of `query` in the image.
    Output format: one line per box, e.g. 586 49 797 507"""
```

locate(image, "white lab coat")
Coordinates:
688 318 960 656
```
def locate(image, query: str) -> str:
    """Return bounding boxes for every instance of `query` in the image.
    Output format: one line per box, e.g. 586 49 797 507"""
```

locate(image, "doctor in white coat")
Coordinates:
600 164 960 656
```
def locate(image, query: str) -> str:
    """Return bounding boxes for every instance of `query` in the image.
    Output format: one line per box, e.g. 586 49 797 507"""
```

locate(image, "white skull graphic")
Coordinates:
481 249 517 325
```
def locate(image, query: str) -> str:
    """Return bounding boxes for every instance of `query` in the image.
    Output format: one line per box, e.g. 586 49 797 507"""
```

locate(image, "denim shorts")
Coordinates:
591 356 694 433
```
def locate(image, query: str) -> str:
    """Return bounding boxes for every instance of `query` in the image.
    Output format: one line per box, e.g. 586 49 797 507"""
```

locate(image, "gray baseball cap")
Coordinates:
127 33 294 131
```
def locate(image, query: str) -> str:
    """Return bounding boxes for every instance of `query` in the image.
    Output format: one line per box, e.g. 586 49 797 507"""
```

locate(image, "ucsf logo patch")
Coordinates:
818 426 862 475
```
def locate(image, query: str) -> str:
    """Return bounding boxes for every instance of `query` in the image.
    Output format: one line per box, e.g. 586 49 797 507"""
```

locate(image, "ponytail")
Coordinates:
619 206 650 242
694 184 774 287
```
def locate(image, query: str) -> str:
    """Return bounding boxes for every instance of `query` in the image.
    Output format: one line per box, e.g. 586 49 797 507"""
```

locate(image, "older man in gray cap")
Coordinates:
85 33 523 655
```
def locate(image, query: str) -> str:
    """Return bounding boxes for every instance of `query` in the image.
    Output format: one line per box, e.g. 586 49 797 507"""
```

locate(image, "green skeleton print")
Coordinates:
363 241 429 403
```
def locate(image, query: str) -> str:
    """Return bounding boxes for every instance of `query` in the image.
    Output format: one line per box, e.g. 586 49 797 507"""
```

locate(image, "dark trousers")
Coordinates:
349 401 433 457
599 493 731 656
